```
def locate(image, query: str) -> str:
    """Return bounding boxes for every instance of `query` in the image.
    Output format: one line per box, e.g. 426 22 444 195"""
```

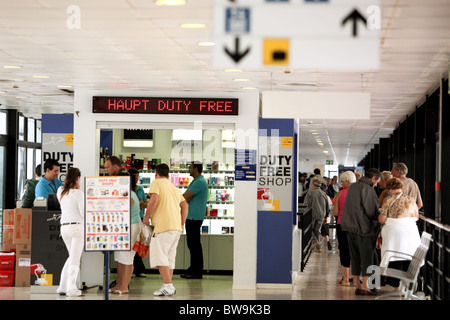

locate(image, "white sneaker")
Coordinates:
153 285 176 296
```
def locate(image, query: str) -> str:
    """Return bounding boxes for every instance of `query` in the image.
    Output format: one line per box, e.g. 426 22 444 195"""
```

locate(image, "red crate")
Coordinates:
0 251 16 271
0 270 15 287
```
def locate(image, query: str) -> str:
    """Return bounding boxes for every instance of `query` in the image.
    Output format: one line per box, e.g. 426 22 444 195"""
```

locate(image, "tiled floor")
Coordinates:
0 235 408 301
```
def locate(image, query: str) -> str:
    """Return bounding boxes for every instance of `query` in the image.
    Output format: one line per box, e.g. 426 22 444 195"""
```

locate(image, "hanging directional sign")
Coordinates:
213 0 380 71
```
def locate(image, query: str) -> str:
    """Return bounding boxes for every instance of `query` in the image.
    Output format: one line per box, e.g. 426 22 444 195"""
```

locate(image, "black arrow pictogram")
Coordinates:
341 8 367 37
224 37 251 63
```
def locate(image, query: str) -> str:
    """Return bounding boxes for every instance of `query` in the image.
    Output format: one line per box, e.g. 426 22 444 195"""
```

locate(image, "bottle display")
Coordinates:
98 128 236 235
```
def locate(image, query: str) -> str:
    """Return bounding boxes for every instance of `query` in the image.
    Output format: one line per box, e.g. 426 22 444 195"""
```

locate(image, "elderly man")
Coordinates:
391 162 423 210
304 179 330 253
341 168 381 296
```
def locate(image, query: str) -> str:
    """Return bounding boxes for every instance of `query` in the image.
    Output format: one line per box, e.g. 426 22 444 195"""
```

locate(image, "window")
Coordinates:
17 147 26 199
18 115 25 141
36 120 41 143
27 118 35 142
0 111 6 135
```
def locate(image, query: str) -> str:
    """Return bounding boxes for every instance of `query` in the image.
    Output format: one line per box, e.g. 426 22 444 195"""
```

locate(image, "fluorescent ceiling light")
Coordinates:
198 41 215 47
224 69 243 72
3 65 22 69
181 23 206 28
123 140 154 148
242 87 257 90
233 78 250 82
156 0 186 5
33 75 50 79
57 85 73 88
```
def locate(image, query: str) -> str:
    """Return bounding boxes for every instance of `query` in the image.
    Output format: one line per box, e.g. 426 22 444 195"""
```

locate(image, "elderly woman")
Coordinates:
333 171 356 286
378 171 393 208
378 178 421 289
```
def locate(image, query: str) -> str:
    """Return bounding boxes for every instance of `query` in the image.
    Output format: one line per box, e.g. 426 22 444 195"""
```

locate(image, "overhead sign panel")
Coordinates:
213 0 380 71
92 97 239 116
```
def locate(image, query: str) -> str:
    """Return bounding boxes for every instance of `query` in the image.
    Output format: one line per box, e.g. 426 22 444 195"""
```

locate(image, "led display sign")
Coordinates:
93 97 239 115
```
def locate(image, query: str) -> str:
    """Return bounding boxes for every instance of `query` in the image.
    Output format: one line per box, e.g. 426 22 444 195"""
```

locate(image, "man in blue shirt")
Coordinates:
181 161 208 279
35 159 64 200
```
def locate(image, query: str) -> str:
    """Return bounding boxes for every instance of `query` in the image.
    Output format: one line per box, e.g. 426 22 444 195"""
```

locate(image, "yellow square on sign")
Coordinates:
66 133 74 145
263 38 289 66
281 136 293 148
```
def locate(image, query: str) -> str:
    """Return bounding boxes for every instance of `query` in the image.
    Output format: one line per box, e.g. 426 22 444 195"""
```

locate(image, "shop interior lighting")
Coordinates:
172 129 202 141
233 78 250 82
224 69 243 72
123 140 154 148
241 87 257 90
33 75 50 79
3 65 22 69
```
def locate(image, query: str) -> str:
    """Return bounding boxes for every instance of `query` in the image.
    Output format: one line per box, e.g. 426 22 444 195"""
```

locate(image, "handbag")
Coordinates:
132 224 154 257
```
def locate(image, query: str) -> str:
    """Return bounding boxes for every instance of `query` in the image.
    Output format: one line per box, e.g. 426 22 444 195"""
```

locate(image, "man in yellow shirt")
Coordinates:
143 163 188 296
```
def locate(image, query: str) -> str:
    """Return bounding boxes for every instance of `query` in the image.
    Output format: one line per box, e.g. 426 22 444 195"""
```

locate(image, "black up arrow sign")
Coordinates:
224 37 250 63
341 9 367 37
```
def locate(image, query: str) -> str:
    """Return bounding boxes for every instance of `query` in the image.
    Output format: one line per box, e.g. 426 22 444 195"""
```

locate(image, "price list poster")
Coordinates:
84 176 131 252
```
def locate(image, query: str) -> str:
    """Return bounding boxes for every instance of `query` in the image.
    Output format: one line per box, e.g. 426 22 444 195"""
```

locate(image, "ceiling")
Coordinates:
0 0 449 167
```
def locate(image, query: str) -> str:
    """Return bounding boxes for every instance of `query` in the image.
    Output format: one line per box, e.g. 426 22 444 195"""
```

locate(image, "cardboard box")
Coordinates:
15 244 31 287
2 209 15 250
13 208 32 245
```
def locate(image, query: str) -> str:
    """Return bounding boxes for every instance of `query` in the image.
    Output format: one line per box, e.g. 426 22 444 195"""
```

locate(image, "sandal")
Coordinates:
112 289 129 295
338 280 351 286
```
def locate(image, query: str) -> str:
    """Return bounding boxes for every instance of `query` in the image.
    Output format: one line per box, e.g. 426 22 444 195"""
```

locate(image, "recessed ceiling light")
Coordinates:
181 23 206 29
242 87 257 90
225 69 243 72
233 78 250 82
323 150 329 153
0 91 6 94
197 41 215 47
33 75 50 79
156 0 186 5
3 65 22 69
57 85 73 88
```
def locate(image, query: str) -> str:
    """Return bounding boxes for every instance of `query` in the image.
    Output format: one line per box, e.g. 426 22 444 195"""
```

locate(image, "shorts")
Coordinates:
149 230 181 269
114 223 141 265
321 223 329 236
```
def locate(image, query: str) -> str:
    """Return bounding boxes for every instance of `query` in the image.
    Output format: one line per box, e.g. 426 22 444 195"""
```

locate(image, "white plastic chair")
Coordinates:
376 231 432 300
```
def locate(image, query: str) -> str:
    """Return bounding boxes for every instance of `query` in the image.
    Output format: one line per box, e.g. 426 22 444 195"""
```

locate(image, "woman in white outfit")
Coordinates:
57 168 84 297
378 177 421 289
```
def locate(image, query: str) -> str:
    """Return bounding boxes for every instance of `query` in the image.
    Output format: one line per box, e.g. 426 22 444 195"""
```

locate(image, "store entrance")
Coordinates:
98 125 236 274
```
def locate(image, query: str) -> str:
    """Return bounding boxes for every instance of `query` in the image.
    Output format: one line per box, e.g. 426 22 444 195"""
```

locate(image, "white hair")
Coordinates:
340 171 356 184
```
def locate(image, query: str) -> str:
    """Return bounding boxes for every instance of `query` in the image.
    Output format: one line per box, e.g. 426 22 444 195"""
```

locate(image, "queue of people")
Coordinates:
300 162 423 296
30 156 210 298
33 156 423 298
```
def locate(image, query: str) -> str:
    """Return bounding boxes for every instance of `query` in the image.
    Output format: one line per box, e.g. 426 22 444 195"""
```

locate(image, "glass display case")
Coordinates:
139 169 235 235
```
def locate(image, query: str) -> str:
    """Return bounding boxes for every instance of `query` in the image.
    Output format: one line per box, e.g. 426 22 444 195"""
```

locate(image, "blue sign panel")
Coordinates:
225 7 250 33
235 149 257 181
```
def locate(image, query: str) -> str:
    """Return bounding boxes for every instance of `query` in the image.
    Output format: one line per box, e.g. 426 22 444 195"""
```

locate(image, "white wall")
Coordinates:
73 89 259 289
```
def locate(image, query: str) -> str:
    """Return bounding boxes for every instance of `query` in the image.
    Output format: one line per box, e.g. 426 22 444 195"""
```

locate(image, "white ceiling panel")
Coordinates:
0 0 449 167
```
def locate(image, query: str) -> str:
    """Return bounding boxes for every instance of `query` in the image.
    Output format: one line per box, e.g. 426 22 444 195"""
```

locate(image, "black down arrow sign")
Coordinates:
341 8 367 37
224 37 250 63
